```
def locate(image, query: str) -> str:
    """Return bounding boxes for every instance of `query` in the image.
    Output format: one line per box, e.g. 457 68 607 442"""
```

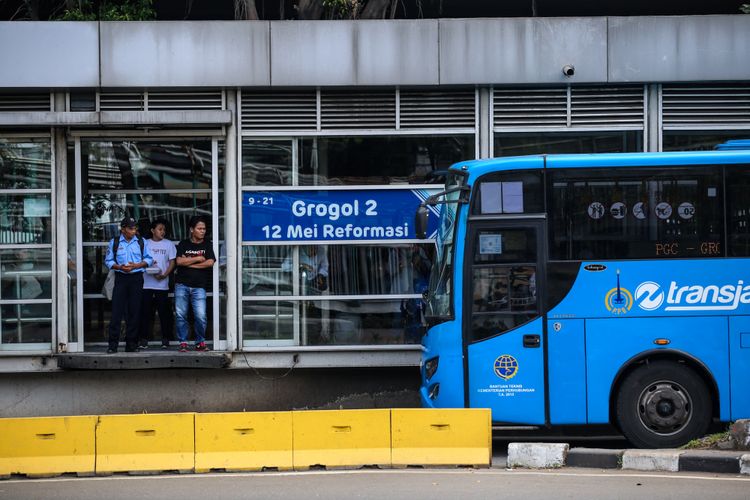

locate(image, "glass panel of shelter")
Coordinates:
0 139 54 350
241 135 472 347
73 139 222 352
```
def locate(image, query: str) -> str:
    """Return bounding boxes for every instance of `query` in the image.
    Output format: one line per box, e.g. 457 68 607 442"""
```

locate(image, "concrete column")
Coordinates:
478 87 491 159
53 92 68 352
224 89 239 351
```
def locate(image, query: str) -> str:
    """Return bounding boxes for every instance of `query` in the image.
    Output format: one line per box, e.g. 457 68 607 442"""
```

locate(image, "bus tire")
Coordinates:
615 361 712 448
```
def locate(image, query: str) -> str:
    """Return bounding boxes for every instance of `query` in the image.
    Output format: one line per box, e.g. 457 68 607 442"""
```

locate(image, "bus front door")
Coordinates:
464 221 546 425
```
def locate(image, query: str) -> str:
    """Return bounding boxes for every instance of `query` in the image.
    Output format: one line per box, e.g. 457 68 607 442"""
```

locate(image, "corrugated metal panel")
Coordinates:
0 93 51 112
147 91 223 110
399 90 475 129
241 91 317 130
320 90 396 130
493 88 567 127
663 85 750 127
99 92 144 111
571 87 644 126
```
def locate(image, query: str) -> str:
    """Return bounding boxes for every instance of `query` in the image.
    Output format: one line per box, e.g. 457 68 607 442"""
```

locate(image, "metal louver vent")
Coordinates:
494 86 645 128
494 88 568 127
571 87 644 126
242 91 317 130
99 91 224 112
99 92 144 111
147 91 223 110
0 93 51 112
662 85 750 128
400 90 475 129
320 90 395 130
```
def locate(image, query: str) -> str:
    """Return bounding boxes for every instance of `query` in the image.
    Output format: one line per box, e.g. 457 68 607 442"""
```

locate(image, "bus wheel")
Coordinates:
615 361 712 448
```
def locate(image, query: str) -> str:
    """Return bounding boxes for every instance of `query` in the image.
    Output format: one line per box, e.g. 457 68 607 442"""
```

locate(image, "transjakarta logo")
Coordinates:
634 280 750 312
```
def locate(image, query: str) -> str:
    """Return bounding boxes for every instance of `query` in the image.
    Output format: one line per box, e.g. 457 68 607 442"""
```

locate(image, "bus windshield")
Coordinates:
425 171 467 320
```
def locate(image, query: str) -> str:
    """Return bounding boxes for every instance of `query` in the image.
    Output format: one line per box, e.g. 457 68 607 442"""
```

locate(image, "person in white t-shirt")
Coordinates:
138 219 177 349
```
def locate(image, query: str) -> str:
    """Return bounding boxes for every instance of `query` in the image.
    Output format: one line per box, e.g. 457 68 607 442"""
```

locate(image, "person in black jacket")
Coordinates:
174 215 215 352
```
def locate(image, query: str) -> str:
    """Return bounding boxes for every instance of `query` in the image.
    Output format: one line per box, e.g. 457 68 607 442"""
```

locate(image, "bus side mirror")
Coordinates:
415 205 429 239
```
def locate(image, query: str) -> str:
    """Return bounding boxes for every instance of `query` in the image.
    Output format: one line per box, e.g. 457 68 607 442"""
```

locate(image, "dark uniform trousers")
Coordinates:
139 289 173 346
108 272 144 351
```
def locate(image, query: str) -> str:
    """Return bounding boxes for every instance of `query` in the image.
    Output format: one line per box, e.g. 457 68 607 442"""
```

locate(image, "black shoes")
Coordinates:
106 348 117 354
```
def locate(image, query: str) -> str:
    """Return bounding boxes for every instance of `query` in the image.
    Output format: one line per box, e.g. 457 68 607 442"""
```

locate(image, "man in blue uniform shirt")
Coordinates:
105 216 153 353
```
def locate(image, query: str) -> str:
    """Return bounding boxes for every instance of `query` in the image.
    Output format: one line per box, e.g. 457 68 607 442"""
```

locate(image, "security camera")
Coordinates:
562 64 575 77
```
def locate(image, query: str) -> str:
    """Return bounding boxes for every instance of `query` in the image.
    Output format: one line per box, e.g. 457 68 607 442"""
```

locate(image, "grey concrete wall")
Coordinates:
100 21 270 87
2 16 749 89
0 22 99 88
0 367 419 417
608 15 750 82
270 20 439 86
438 17 607 84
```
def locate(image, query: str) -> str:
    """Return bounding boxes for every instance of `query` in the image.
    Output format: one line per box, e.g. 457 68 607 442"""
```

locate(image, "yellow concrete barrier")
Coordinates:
96 413 195 474
195 412 293 472
292 409 391 470
0 416 97 477
391 409 491 467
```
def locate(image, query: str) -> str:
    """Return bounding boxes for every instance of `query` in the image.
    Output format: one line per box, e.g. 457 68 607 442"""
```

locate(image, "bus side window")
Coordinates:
472 170 544 215
547 167 724 260
726 165 750 257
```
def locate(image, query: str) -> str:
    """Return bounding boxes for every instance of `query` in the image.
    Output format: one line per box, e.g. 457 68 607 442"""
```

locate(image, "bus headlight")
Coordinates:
428 383 440 400
424 356 439 381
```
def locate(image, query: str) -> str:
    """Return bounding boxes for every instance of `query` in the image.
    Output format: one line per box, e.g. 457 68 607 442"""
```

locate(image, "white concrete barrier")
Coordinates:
622 450 682 472
507 443 569 469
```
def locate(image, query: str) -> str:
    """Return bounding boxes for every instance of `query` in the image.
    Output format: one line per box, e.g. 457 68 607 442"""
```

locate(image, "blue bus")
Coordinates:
415 148 750 448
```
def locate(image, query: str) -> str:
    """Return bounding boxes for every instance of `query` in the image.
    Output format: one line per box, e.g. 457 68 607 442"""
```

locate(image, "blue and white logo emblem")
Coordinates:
494 354 519 380
635 281 664 311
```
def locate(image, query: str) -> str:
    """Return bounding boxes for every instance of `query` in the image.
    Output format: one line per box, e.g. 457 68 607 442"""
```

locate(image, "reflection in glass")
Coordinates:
663 132 750 152
727 166 750 257
0 194 51 244
301 299 423 345
327 244 433 296
242 244 435 298
472 266 537 313
242 299 425 345
472 267 509 312
83 297 214 345
474 229 536 264
494 131 642 156
1 304 52 344
300 135 473 185
82 245 114 295
242 140 292 186
242 301 294 342
82 192 212 243
0 249 52 301
548 167 723 260
470 313 536 342
242 246 292 296
0 140 51 189
82 141 212 191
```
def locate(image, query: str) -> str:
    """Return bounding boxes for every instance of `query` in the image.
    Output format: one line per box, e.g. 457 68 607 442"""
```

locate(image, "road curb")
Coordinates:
566 448 624 469
509 445 750 475
678 450 744 474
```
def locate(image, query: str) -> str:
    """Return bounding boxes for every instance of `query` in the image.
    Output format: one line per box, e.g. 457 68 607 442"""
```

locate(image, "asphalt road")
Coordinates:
1 469 748 500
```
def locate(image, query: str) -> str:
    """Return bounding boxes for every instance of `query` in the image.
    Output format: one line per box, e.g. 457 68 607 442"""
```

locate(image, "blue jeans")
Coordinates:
174 283 207 343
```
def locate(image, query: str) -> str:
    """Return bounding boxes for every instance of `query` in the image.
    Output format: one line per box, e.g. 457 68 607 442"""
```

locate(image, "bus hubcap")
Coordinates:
638 381 691 435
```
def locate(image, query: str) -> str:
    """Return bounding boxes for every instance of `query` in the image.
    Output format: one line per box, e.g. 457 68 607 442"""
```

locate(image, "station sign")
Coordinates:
242 189 439 242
